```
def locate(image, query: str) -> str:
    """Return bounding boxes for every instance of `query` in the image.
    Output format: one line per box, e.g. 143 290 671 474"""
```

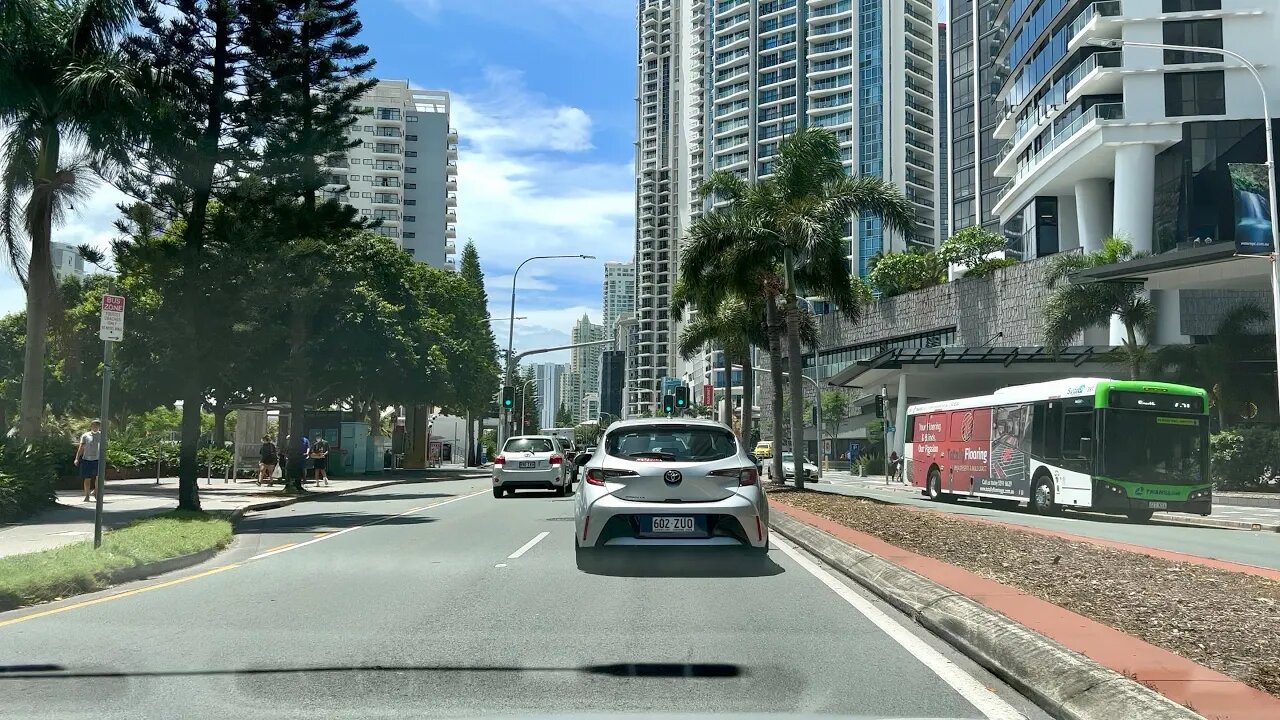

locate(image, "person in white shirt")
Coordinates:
75 420 102 502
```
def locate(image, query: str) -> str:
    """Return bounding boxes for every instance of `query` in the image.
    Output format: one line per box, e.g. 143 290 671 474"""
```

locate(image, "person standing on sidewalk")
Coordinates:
258 435 279 486
74 420 102 502
309 434 330 486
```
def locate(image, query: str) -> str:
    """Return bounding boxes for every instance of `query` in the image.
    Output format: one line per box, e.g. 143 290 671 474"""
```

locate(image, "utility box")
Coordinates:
340 421 371 475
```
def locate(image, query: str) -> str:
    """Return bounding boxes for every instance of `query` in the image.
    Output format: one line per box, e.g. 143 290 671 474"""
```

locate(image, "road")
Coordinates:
816 475 1280 571
0 477 1049 720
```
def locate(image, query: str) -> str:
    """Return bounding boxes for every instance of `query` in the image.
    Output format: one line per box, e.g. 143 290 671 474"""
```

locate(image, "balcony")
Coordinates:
372 194 400 206
372 144 401 156
445 210 457 222
1067 1 1123 52
904 77 933 100
444 241 456 255
446 225 457 239
447 127 458 142
447 144 458 159
1065 50 1123 100
446 193 457 207
446 178 457 191
999 102 1125 186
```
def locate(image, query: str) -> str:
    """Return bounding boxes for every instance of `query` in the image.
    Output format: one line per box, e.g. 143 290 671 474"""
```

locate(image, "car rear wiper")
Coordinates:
626 451 676 461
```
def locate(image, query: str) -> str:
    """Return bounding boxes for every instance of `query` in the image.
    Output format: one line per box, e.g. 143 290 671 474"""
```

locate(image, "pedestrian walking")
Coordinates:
257 434 279 486
74 420 102 502
309 434 330 486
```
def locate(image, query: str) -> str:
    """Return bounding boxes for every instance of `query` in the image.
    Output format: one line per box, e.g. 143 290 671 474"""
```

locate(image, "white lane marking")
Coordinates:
495 563 508 568
772 535 1026 720
247 489 489 561
507 531 550 559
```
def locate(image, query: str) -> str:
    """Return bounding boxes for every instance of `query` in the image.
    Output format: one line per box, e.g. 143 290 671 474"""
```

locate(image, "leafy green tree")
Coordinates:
689 129 915 488
555 404 572 428
1043 236 1154 378
455 241 500 465
0 313 27 429
937 226 1018 278
0 0 141 438
1155 303 1269 429
239 0 375 490
868 249 947 297
819 390 850 456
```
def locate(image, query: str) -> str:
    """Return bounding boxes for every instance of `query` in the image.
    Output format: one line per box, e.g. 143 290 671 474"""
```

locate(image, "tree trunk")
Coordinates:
285 308 309 493
212 406 229 448
17 127 60 439
177 380 203 510
739 348 753 444
764 298 786 484
784 254 807 490
1125 323 1140 379
720 347 733 424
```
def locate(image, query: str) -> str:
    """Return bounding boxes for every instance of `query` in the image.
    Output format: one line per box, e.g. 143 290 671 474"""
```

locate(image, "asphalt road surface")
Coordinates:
814 478 1280 570
0 477 1051 720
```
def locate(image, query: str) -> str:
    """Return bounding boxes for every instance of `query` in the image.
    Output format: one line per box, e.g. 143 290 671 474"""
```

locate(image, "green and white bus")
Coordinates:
905 378 1211 521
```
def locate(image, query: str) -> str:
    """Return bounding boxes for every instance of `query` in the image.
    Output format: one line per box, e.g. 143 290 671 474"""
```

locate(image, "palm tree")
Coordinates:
674 289 767 437
1155 303 1269 429
0 0 140 437
1043 236 1155 378
689 129 916 488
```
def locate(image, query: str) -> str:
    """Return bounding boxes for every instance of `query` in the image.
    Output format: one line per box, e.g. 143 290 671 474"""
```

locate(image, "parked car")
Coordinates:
492 435 573 497
573 418 768 558
765 452 818 483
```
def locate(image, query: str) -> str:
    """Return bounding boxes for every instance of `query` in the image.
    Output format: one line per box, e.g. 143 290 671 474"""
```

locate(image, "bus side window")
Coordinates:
1061 411 1093 458
1031 402 1046 456
1042 402 1062 459
906 416 915 443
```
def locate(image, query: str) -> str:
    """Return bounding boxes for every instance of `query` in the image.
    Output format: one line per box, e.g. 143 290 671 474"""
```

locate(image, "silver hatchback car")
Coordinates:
573 418 768 555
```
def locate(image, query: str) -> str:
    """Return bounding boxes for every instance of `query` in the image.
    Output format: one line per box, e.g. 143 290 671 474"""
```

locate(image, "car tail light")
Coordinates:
493 455 506 466
549 454 563 465
711 467 757 486
585 468 636 486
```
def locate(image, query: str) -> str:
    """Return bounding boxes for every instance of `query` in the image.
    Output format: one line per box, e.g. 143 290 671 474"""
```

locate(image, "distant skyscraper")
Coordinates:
936 21 949 244
946 1 1005 237
569 314 607 424
532 362 569 431
601 260 636 333
323 79 458 270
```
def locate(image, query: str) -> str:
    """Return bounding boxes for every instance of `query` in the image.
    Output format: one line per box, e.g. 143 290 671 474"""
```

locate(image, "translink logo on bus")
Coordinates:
1131 485 1184 498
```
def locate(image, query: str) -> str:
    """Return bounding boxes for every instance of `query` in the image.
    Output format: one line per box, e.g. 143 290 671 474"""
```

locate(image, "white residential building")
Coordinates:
533 362 569 431
602 260 636 333
50 241 86 284
983 0 1280 344
569 314 607 424
325 80 458 270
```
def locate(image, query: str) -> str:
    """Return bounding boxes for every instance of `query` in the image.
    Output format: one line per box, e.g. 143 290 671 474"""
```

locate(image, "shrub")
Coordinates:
937 226 1017 278
0 438 60 522
1210 426 1280 491
868 249 947 297
196 446 232 472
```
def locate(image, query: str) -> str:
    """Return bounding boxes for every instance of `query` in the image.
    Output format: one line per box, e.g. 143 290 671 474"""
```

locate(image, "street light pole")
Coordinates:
1092 38 1280 417
504 255 595 443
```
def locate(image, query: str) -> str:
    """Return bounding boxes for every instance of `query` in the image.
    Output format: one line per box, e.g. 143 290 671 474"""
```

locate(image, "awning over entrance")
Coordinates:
825 345 1128 402
1068 244 1273 291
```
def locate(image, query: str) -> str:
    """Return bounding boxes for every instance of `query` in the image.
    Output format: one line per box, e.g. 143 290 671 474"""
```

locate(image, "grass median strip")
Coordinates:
0 510 233 611
769 487 1280 698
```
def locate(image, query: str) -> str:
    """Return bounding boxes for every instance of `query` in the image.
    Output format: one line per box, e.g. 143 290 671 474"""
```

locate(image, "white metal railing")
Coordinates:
1068 0 1123 40
1009 102 1124 187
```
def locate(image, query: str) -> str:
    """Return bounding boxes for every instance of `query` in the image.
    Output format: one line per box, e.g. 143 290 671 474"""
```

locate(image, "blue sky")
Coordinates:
0 0 638 364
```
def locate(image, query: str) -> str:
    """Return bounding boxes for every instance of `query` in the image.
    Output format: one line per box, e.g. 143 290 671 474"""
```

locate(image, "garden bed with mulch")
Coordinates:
768 486 1280 697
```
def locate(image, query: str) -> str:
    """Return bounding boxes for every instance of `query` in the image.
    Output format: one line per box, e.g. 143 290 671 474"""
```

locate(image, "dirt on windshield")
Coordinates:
768 487 1280 698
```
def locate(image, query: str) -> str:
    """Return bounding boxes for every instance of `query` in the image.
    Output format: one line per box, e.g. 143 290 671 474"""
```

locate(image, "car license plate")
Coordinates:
651 516 695 533
518 461 536 469
1147 501 1168 510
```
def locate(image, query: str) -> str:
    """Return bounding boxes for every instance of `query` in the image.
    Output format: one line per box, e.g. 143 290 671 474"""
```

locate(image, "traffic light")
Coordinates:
674 386 688 409
874 394 885 419
501 385 515 410
663 394 675 415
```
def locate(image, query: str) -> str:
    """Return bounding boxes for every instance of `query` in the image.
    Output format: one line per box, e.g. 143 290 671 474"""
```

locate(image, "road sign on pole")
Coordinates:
99 294 125 341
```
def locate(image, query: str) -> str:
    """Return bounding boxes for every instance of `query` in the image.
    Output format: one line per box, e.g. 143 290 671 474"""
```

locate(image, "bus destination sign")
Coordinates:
1109 391 1201 414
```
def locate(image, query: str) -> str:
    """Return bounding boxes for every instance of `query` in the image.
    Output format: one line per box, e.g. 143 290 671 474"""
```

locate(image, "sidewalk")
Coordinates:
0 466 482 560
818 469 1280 531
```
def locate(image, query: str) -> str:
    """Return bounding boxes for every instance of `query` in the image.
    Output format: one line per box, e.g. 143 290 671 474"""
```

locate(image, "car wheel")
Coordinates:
1126 508 1154 523
492 487 503 498
926 468 944 501
1030 474 1058 516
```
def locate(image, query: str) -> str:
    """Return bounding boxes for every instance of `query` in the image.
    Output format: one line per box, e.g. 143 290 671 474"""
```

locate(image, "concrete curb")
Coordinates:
770 512 1203 720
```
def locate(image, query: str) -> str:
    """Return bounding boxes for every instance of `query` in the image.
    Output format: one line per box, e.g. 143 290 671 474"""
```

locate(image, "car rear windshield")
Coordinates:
504 438 555 453
605 425 738 462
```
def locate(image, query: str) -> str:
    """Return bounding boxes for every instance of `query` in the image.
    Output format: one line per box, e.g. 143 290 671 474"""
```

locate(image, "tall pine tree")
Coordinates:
456 241 499 465
117 0 255 510
240 0 375 490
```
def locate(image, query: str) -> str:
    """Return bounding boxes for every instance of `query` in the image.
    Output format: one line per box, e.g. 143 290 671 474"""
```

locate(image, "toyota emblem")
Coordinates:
663 469 682 485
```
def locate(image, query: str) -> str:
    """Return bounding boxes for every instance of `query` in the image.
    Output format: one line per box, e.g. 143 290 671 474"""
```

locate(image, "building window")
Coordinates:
405 183 416 189
404 232 415 239
406 166 416 173
405 248 415 256
364 125 373 132
1162 0 1221 11
405 199 416 205
1164 71 1226 117
404 215 415 222
407 115 418 122
1162 19 1223 64
406 134 418 141
406 150 417 157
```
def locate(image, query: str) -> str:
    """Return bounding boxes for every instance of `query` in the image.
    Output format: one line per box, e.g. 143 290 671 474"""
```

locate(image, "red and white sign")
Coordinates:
99 294 125 342
702 384 713 406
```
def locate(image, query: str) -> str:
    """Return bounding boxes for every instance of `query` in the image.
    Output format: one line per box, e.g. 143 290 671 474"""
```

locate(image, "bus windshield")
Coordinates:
1101 410 1207 485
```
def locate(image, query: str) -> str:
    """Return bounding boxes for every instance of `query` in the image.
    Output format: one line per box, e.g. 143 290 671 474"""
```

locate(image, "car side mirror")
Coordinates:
747 453 759 465
573 453 591 467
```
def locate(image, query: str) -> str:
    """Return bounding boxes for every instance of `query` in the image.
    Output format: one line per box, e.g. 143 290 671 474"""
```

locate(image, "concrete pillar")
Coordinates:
1110 144 1157 344
894 373 909 456
1074 178 1113 253
1153 289 1186 345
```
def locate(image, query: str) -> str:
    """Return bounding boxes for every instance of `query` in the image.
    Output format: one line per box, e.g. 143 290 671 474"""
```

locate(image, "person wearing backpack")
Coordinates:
258 434 279 486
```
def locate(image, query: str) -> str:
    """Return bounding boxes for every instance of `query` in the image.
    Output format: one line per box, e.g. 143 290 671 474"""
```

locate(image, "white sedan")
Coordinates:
492 435 572 497
764 452 819 483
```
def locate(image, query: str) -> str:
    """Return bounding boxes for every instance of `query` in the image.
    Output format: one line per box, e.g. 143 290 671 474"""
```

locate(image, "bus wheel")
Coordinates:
926 468 944 502
1031 475 1058 516
1126 509 1154 523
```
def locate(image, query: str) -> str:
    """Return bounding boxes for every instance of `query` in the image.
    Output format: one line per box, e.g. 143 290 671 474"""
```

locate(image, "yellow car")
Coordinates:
752 440 774 459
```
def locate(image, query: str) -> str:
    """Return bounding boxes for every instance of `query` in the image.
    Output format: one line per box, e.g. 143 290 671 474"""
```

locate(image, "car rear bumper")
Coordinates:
493 467 565 489
576 490 768 549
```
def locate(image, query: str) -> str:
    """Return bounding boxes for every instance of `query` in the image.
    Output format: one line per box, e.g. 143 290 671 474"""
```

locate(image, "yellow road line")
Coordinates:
0 564 240 629
267 543 296 552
